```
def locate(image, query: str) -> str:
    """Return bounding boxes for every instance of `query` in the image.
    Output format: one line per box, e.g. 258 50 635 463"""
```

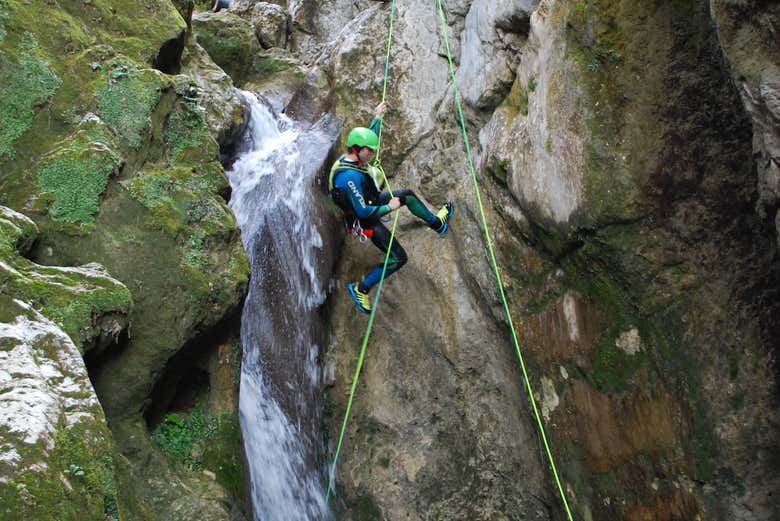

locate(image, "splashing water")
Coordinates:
228 92 338 521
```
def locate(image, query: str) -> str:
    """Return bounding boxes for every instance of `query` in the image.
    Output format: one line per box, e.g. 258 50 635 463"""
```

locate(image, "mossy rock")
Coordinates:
0 0 185 171
0 0 249 519
0 31 61 160
36 119 122 230
192 11 260 86
0 296 120 521
0 206 132 353
151 404 246 505
94 59 169 150
164 81 220 164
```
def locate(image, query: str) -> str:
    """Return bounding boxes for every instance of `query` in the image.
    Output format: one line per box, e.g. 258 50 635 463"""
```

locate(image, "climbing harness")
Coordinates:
434 0 573 518
345 218 374 242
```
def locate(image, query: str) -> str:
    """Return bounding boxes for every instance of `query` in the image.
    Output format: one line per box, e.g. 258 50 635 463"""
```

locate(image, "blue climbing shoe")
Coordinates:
348 282 371 315
434 201 454 237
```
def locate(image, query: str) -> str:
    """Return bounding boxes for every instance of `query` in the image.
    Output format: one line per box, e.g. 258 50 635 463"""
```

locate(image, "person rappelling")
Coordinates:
328 101 454 315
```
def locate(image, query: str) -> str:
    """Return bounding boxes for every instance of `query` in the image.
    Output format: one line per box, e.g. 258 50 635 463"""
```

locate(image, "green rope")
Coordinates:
435 1 574 519
326 0 398 503
374 0 396 192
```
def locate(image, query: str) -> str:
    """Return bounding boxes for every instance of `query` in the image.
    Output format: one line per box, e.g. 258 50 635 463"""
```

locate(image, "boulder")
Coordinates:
0 206 131 355
193 10 261 86
181 42 247 147
0 208 128 521
252 2 288 49
0 297 119 520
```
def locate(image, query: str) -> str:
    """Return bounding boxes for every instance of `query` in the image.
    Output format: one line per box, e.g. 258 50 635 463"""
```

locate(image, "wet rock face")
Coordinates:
313 0 780 520
711 0 780 246
0 0 776 519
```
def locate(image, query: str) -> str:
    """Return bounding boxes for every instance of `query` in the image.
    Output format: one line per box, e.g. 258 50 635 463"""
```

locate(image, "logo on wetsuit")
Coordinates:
348 180 366 208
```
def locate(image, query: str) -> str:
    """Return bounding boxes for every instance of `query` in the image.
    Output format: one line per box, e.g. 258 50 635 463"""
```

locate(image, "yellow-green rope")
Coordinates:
435 0 574 519
326 0 398 503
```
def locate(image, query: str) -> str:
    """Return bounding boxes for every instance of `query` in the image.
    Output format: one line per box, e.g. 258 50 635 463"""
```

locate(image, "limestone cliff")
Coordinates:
309 0 780 519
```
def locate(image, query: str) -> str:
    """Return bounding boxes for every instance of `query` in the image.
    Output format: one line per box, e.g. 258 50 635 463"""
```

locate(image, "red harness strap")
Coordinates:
345 218 373 242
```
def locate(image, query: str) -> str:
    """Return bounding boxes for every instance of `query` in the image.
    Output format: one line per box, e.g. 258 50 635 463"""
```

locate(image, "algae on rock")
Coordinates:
0 1 249 519
0 206 131 354
0 205 129 520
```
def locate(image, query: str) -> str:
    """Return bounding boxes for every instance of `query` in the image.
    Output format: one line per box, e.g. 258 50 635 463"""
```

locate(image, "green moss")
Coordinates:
36 129 122 227
0 1 7 44
126 165 230 235
591 330 646 393
201 416 245 504
8 268 132 352
561 260 648 392
559 229 721 480
183 229 207 269
565 0 641 223
500 77 528 118
193 14 257 83
95 59 166 149
487 158 510 186
252 55 291 77
126 170 178 210
164 97 217 165
151 404 245 505
0 420 118 521
0 31 61 159
41 281 132 350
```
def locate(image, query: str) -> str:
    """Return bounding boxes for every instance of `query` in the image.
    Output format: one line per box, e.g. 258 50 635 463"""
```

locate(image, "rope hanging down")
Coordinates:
434 1 574 519
326 0 398 503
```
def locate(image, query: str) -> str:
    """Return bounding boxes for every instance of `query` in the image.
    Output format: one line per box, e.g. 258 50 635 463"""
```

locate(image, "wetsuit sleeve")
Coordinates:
369 117 382 138
334 170 391 219
368 118 387 190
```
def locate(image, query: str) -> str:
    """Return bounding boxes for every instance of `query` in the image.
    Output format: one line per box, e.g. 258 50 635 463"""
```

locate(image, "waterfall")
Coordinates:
228 91 338 521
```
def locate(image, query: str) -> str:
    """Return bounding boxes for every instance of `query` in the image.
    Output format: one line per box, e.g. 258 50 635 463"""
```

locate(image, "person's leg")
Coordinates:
348 223 408 314
385 189 437 225
358 223 408 292
378 188 454 235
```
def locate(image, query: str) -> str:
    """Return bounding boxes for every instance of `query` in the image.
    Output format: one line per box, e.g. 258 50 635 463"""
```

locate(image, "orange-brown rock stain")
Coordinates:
623 488 701 521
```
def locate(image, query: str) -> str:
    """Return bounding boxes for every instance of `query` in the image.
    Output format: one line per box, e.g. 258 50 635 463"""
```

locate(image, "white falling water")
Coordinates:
228 91 335 521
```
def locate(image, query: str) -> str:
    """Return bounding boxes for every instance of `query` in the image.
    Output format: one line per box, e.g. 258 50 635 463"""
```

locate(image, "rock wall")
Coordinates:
0 0 250 519
0 0 777 519
306 0 780 519
0 206 130 519
711 0 780 245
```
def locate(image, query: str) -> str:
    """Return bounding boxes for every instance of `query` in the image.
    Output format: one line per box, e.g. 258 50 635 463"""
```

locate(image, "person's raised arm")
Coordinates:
369 101 387 136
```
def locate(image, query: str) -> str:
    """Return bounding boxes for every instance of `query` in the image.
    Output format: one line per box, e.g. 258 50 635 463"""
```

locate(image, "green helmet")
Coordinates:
346 127 379 151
